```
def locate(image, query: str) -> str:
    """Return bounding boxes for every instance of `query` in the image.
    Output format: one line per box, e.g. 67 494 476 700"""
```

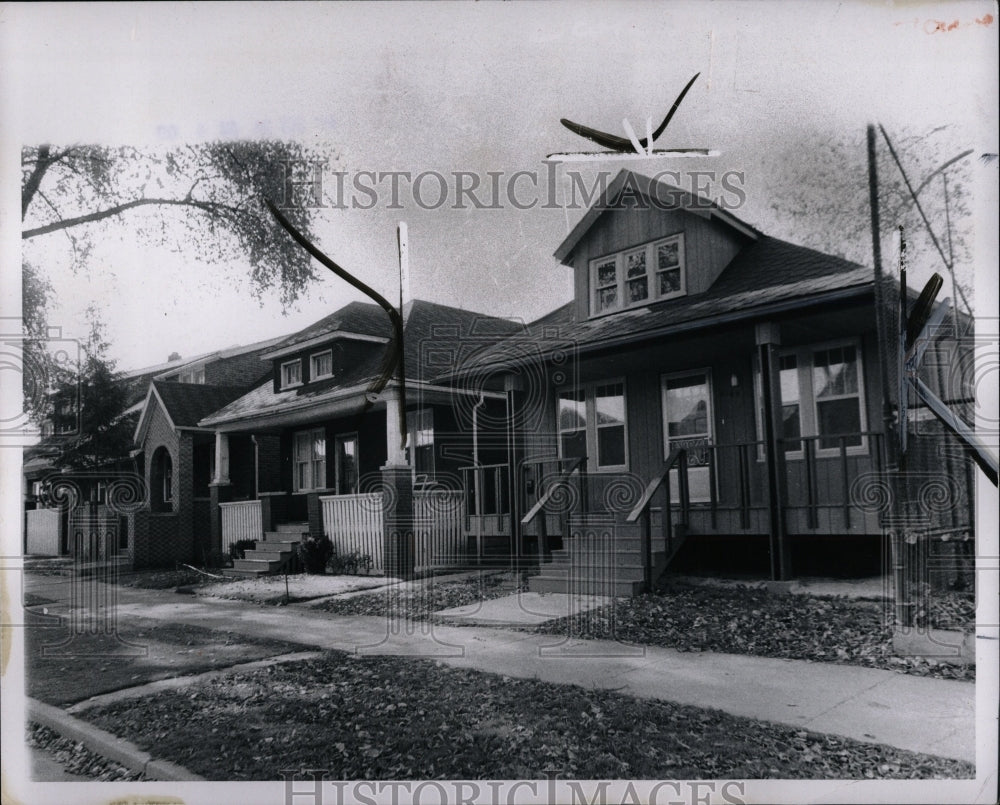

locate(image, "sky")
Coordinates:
2 1 998 372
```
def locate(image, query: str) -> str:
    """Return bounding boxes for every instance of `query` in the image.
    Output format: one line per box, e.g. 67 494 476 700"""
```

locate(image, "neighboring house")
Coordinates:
450 170 973 595
197 299 521 576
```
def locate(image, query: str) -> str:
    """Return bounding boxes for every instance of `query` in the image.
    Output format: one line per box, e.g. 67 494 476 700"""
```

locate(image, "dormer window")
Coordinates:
178 367 205 384
280 359 302 389
590 234 685 316
310 350 333 380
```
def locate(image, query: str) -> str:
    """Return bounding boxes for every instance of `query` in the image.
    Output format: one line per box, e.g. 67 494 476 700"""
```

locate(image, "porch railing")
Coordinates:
321 493 385 572
520 455 587 560
219 500 262 554
626 447 690 591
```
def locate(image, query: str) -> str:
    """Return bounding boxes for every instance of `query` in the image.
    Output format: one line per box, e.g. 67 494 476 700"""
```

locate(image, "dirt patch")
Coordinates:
25 610 305 706
196 574 392 605
81 651 973 780
27 723 145 781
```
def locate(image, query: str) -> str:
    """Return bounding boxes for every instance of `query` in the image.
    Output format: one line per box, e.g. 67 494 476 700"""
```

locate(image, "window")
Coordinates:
590 234 685 315
311 350 333 380
178 367 205 384
662 371 714 501
754 340 867 456
334 433 359 495
405 409 434 476
556 381 628 470
293 428 326 491
281 359 302 389
151 446 173 511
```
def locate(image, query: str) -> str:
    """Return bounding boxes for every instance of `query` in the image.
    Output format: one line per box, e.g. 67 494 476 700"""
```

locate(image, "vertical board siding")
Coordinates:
25 509 61 556
219 500 263 554
321 493 385 572
414 491 466 571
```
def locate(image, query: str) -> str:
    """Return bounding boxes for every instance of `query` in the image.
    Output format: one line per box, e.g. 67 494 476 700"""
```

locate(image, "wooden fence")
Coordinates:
320 490 466 574
219 500 262 554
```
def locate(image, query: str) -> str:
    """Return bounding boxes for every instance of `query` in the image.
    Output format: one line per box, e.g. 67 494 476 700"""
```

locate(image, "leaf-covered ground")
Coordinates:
313 571 528 620
531 585 975 681
81 651 973 780
27 723 145 782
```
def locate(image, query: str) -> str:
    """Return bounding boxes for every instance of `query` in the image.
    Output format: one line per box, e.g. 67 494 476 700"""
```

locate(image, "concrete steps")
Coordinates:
528 515 687 597
223 521 307 577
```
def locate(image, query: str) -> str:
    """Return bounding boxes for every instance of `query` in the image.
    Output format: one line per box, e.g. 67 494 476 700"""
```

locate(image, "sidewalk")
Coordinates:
43 580 975 765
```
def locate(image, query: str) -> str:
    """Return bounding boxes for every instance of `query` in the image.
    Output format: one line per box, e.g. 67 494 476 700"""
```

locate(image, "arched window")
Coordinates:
151 446 174 511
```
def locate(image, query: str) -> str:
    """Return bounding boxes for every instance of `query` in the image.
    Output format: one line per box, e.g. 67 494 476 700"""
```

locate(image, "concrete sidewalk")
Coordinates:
30 579 973 766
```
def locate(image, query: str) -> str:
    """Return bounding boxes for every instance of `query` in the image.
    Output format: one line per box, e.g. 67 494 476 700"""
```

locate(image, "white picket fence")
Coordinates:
320 490 466 574
219 500 262 554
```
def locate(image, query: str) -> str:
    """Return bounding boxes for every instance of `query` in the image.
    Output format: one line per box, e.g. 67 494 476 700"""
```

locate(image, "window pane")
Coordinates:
595 384 624 425
313 459 326 488
778 354 800 404
313 352 332 377
313 433 326 460
558 391 586 431
625 250 646 278
658 240 679 268
817 398 862 448
560 430 587 460
597 424 625 466
294 434 310 460
597 286 617 311
665 376 710 438
813 346 858 398
657 268 681 295
627 278 648 302
781 404 801 451
596 260 617 286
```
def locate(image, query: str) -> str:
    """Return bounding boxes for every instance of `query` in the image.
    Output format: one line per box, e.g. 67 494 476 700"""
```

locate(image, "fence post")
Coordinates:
382 465 415 579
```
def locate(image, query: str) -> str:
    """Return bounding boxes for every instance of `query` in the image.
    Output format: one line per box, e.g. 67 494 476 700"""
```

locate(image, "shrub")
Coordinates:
297 534 334 574
229 539 257 561
327 551 374 575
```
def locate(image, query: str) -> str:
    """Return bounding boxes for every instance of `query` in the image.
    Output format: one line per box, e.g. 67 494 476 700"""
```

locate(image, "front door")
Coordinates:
662 370 714 503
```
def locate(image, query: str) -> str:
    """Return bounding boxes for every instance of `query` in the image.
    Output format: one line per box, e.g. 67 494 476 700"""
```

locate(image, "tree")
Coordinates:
48 309 134 470
22 141 332 307
764 125 975 314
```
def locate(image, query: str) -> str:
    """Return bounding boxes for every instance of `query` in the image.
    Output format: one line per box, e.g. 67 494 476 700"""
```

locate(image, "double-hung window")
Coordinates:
755 340 867 457
281 359 302 389
293 428 326 491
405 409 435 477
311 350 333 380
590 234 685 316
557 381 627 470
334 433 359 495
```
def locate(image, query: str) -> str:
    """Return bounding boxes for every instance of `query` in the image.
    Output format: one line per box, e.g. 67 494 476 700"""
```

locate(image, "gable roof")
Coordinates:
553 169 759 263
134 380 249 444
456 235 874 372
261 301 394 359
200 299 521 428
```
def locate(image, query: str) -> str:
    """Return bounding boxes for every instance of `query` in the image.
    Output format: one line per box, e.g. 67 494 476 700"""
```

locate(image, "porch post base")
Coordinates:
381 464 414 579
209 482 233 558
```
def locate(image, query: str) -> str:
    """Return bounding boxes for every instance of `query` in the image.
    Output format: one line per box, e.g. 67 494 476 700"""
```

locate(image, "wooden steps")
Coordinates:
223 521 307 577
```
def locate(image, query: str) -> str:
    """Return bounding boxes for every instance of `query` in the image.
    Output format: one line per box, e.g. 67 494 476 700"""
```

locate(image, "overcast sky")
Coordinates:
2 1 997 371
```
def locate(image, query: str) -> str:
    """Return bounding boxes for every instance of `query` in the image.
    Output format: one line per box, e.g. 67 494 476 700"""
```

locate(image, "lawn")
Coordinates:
531 584 975 681
80 650 973 780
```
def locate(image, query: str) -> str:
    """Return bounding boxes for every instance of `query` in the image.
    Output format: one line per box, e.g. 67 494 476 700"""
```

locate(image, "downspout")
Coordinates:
472 393 485 563
251 435 259 500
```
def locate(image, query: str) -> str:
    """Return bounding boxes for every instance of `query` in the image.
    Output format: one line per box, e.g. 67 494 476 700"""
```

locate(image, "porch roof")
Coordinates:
451 235 874 373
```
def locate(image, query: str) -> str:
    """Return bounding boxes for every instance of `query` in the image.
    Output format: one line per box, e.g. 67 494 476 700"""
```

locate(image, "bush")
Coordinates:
229 539 257 561
327 551 374 575
297 534 334 574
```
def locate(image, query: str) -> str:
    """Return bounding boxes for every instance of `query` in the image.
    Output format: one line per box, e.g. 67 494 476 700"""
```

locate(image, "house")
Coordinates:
197 299 521 576
448 169 974 595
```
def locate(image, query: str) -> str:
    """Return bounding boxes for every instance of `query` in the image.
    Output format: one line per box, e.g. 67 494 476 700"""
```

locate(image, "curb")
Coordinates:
27 698 205 781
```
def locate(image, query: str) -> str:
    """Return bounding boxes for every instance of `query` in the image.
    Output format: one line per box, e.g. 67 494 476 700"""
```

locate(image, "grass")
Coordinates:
531 583 975 681
81 650 973 780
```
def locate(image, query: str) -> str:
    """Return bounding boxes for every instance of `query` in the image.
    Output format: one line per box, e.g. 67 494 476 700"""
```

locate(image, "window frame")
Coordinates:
292 427 326 492
753 337 869 460
334 432 359 495
555 378 629 472
589 233 686 317
280 359 303 390
660 368 715 461
310 350 334 380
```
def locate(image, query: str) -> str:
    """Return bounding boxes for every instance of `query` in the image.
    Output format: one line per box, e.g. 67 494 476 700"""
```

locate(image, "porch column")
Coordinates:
382 464 414 579
383 386 408 465
208 481 232 559
213 431 230 484
756 322 792 581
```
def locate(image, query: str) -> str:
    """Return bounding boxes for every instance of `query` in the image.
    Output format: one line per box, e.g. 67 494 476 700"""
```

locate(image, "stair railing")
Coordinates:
626 447 689 592
520 456 587 562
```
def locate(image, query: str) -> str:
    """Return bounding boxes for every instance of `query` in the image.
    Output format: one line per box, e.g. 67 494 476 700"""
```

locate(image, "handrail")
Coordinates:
626 447 688 524
519 456 586 526
626 447 689 593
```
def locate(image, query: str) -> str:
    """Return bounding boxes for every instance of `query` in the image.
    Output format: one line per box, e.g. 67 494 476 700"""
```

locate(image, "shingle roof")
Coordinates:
152 381 250 427
456 235 874 372
200 299 521 426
